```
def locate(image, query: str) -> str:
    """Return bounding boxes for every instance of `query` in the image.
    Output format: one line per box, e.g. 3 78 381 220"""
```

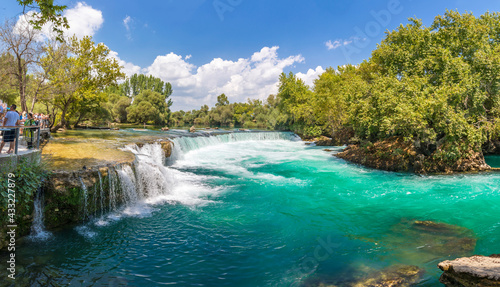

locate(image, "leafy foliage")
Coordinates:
0 158 50 228
274 10 500 165
127 90 171 125
16 0 69 42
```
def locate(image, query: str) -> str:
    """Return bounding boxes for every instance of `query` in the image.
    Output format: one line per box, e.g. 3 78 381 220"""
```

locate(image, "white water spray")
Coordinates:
29 187 51 240
79 177 89 221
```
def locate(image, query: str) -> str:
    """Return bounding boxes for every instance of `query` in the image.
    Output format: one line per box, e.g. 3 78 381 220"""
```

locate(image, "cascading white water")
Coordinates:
29 187 51 240
116 165 138 206
169 131 299 163
93 185 98 218
108 168 118 212
98 171 104 217
79 177 89 220
83 131 298 224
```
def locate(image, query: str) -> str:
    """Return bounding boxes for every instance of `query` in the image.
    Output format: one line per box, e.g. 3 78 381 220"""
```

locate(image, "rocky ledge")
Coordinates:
335 137 491 174
438 255 500 286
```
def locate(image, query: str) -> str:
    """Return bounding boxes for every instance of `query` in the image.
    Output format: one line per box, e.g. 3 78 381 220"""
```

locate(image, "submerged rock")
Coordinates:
438 255 500 286
391 219 477 258
313 265 425 287
350 219 477 266
352 265 424 287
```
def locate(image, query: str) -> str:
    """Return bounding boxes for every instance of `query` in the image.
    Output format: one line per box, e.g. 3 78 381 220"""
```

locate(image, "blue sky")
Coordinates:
1 0 499 110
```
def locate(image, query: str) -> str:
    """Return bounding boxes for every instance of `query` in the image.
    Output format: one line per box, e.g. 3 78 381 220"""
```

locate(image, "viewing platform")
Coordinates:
0 126 50 170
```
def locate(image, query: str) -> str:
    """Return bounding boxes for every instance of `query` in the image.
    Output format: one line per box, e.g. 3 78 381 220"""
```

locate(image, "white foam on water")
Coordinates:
173 139 308 185
74 132 304 236
75 225 97 239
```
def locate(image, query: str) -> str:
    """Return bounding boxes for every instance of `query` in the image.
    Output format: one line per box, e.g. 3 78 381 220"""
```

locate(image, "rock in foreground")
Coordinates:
313 264 425 287
438 255 500 286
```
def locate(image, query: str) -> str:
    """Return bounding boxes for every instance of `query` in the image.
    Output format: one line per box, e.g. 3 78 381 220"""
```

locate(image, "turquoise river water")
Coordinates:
4 132 500 286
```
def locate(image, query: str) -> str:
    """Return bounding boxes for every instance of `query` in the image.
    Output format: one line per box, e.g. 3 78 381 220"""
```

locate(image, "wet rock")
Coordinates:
160 141 173 157
438 255 500 286
314 265 425 287
349 219 477 267
161 126 169 131
312 136 336 146
189 126 196 133
393 219 477 258
335 137 416 172
335 137 491 174
352 265 424 287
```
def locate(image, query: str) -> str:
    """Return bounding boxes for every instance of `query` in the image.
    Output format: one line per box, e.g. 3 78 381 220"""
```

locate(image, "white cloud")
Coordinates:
63 2 103 38
296 66 325 87
141 46 304 111
123 16 131 30
147 53 197 82
123 15 132 40
326 37 367 51
108 50 143 77
15 2 103 41
185 55 192 60
326 39 354 50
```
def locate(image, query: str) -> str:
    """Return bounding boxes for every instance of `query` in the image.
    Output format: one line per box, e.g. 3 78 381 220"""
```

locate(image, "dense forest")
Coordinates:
2 10 500 171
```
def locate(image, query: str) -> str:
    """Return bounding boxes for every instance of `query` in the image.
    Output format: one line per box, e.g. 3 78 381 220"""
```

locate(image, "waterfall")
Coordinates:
29 187 51 240
108 168 118 212
82 131 298 221
98 171 104 218
93 185 98 218
169 131 299 163
79 177 89 221
117 165 138 206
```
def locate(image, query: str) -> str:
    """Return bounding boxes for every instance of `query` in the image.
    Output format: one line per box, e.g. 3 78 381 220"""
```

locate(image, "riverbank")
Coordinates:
301 135 493 174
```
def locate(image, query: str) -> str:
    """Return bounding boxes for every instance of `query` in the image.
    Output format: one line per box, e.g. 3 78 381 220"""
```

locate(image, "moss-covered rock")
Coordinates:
335 137 491 174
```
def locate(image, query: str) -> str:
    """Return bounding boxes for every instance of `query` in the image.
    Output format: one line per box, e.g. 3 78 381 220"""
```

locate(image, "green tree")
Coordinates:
126 90 170 125
216 93 229 107
45 36 124 131
16 0 69 42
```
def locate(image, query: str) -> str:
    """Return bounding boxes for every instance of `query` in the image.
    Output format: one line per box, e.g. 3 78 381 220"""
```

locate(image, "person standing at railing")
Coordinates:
0 104 21 154
23 113 36 149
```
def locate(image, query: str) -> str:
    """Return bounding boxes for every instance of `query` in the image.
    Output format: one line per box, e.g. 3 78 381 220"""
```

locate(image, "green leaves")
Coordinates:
126 90 170 125
273 10 500 165
17 0 69 42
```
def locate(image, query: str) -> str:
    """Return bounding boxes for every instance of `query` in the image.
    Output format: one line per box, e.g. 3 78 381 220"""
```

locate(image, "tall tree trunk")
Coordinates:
50 101 71 132
73 111 86 128
45 103 56 129
30 83 42 113
17 58 28 113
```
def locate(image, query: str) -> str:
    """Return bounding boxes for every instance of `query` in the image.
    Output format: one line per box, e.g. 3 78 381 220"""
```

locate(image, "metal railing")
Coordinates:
0 125 43 155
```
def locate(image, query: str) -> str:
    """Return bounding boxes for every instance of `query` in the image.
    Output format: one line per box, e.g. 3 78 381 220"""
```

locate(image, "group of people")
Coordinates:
0 102 50 154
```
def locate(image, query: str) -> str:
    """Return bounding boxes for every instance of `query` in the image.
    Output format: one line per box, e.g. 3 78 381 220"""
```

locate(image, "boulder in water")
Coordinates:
315 137 335 146
438 254 500 286
313 264 425 287
161 127 169 131
349 219 477 267
189 126 196 133
352 265 424 287
388 219 477 258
